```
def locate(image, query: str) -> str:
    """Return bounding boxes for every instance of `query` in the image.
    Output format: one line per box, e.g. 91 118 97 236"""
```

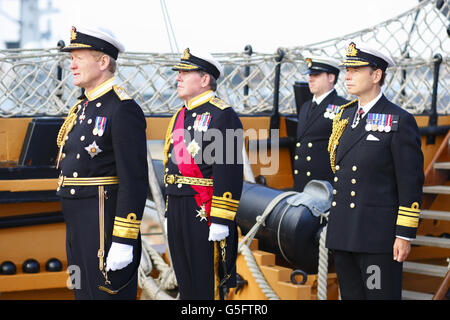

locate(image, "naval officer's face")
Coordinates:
308 72 335 97
345 66 376 96
176 70 209 102
69 49 105 92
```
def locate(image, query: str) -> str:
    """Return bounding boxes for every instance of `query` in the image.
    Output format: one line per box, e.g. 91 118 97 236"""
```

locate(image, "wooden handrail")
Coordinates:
432 269 450 300
424 130 450 185
0 178 58 192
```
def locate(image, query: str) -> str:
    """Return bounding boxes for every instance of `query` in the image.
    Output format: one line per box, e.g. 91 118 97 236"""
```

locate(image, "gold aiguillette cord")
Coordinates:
97 186 111 287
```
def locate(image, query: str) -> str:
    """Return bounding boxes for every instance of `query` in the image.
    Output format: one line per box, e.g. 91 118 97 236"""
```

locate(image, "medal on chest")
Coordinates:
365 113 398 132
84 141 103 158
193 112 211 132
186 139 201 157
79 101 88 123
324 104 341 119
93 116 107 136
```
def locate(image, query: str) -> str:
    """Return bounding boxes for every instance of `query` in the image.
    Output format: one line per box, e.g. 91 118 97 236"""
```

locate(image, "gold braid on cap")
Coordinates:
56 100 82 153
327 99 357 173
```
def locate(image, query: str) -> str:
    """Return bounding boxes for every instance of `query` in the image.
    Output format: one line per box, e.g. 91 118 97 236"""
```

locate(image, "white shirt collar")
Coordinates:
86 77 118 101
312 89 334 105
358 90 383 116
186 90 215 110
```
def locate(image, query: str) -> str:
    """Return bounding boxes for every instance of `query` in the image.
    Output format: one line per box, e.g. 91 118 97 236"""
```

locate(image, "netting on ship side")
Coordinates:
283 0 449 116
0 0 448 117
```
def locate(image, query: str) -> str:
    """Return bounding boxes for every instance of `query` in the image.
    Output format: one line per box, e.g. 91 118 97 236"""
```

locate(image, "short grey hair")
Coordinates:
197 70 217 91
90 50 117 74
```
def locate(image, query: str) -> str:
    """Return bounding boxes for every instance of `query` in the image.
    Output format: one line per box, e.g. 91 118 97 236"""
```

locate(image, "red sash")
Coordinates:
172 107 213 224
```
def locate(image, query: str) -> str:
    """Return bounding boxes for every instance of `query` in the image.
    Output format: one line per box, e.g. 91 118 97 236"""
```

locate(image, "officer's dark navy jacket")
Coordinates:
164 90 243 228
293 89 348 191
326 95 424 253
163 90 243 296
57 77 149 245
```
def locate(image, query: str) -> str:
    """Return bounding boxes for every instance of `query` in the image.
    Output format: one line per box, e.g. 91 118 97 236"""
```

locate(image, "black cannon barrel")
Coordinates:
148 159 325 274
236 183 323 274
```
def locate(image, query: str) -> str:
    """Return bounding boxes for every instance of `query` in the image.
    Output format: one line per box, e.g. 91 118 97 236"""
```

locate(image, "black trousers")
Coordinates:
167 194 222 300
61 186 140 300
332 250 403 300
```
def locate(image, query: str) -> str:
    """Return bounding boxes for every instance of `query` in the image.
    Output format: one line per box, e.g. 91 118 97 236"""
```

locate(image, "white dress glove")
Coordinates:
106 242 133 271
208 223 229 241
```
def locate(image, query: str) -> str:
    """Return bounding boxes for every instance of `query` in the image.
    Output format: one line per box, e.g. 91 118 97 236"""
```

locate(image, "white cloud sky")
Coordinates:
0 0 419 53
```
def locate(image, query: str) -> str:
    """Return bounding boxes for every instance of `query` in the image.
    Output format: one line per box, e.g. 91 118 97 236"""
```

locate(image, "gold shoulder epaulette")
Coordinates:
340 99 358 110
113 85 132 101
209 97 230 110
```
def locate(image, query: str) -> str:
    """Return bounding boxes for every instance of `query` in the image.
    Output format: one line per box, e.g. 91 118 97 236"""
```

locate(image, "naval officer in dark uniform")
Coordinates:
326 42 424 299
164 48 243 299
293 57 348 191
56 26 149 299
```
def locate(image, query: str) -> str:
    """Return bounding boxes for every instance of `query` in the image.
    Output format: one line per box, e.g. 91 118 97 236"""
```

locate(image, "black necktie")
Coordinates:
307 101 318 119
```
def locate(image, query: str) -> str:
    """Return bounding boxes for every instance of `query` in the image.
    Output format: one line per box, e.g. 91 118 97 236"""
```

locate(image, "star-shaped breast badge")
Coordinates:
187 140 201 157
84 141 102 158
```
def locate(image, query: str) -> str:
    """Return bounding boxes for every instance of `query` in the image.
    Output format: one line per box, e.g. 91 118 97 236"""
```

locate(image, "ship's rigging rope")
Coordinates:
238 191 299 300
138 189 305 301
238 244 280 300
160 0 179 54
317 218 329 300
4 0 442 299
137 149 285 300
0 0 448 117
138 184 333 300
138 237 177 300
138 152 178 300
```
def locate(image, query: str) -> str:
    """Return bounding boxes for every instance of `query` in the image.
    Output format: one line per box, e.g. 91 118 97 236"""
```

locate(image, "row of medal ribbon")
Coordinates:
92 116 107 136
364 113 393 132
324 104 394 133
323 104 340 119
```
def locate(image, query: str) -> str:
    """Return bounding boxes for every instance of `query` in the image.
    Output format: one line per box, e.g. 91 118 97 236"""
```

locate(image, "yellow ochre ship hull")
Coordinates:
0 115 449 300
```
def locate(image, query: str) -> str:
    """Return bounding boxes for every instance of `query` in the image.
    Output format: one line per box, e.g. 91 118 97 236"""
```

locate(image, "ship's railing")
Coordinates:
0 0 448 117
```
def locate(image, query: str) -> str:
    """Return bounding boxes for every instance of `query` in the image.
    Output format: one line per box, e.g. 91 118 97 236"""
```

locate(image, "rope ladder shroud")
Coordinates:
0 0 448 117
